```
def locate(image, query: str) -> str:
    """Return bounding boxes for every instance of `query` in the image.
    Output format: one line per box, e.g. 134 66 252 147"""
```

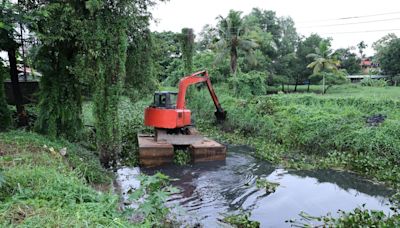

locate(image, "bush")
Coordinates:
228 71 267 97
360 78 387 87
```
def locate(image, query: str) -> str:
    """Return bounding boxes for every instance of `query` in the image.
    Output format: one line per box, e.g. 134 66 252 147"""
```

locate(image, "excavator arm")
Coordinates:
176 70 227 121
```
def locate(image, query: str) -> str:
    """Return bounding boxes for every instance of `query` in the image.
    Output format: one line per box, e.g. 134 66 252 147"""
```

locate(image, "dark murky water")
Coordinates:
138 145 393 227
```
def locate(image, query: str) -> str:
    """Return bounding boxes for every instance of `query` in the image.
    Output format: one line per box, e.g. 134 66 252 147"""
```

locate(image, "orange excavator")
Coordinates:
138 70 227 166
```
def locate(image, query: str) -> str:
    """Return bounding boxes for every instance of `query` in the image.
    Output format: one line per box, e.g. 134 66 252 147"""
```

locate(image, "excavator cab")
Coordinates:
153 91 177 109
140 70 227 167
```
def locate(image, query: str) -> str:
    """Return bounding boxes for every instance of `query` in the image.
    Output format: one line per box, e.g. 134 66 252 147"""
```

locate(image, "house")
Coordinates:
360 58 380 75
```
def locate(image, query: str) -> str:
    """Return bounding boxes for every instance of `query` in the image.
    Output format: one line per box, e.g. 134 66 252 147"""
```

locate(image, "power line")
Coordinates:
298 11 400 24
320 28 400 35
299 17 400 29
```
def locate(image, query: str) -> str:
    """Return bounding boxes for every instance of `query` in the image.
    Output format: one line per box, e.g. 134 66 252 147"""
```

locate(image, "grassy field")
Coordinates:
269 84 400 99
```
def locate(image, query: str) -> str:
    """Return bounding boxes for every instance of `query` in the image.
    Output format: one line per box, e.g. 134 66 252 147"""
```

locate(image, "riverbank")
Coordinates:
0 131 132 226
187 84 400 189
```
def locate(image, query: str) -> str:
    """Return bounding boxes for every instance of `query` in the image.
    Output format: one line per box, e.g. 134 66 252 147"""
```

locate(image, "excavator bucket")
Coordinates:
215 110 227 122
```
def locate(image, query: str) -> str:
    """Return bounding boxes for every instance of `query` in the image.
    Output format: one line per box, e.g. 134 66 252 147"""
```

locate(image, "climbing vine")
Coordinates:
179 28 195 74
125 28 156 101
29 2 83 141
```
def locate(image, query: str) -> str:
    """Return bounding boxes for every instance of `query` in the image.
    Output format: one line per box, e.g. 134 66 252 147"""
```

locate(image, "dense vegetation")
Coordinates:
187 84 400 187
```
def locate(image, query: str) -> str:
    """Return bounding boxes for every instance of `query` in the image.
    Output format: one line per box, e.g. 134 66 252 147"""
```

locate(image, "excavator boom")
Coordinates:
144 70 226 129
176 70 226 121
139 70 227 167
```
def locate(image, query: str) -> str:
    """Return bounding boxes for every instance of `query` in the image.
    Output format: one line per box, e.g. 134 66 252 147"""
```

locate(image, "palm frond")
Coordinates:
213 48 229 65
238 39 258 51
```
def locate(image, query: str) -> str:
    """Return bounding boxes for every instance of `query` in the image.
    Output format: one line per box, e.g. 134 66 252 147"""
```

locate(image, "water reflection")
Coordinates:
141 145 393 227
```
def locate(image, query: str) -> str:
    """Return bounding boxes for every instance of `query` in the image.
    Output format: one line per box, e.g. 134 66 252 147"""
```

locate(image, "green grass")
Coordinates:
0 131 136 227
268 84 400 99
326 84 400 99
187 84 400 188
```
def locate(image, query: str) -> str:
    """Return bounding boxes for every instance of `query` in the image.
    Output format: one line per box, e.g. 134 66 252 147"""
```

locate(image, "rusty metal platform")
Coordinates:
138 135 174 167
138 129 226 167
189 138 226 162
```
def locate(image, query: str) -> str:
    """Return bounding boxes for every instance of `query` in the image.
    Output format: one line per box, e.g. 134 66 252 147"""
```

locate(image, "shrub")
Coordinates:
228 71 267 97
360 78 387 87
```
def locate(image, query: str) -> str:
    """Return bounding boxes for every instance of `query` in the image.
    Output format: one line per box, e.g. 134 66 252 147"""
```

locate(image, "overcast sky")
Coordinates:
150 0 400 56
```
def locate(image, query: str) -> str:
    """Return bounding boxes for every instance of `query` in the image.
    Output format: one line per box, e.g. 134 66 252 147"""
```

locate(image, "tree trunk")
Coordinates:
294 81 298 92
230 44 237 76
8 48 28 126
322 75 325 94
307 83 310 92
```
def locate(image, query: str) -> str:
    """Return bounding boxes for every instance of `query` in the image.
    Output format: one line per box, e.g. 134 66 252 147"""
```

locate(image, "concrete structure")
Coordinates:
347 75 388 83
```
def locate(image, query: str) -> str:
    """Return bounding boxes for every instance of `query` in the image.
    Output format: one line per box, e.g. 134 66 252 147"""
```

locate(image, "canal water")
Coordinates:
119 145 394 227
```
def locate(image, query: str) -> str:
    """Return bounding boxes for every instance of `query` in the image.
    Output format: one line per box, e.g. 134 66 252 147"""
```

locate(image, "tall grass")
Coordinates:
187 84 400 187
0 131 134 227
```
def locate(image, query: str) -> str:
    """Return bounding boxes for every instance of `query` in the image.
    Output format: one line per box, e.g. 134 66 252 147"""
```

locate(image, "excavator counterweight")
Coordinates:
138 70 227 167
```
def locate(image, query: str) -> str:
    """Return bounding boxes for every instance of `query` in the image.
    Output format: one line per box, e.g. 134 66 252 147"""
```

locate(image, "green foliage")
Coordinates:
82 97 152 166
0 131 131 227
130 172 179 225
357 41 368 58
255 178 279 193
335 48 361 74
188 85 400 187
214 10 259 75
228 71 266 97
223 213 260 228
77 1 131 167
125 28 157 102
309 70 349 93
119 97 152 166
152 31 182 80
290 204 399 227
179 28 195 74
360 78 387 87
173 149 191 165
163 58 185 86
26 2 84 141
0 130 111 184
377 38 400 76
0 171 5 188
294 34 330 86
0 64 12 131
307 40 338 75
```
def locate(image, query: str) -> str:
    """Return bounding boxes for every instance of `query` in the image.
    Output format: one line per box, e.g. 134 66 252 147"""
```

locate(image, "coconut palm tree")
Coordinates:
307 41 339 94
214 10 258 75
